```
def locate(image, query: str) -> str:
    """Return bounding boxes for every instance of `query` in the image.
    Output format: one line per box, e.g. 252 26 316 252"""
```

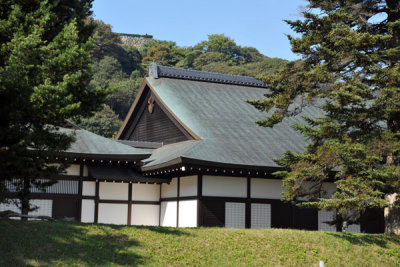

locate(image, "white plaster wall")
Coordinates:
251 178 284 199
161 178 178 198
83 165 88 177
131 204 159 226
99 182 128 200
98 203 128 225
82 181 96 196
160 201 177 227
203 176 247 198
178 200 197 227
65 164 80 176
81 199 95 223
180 176 197 197
132 184 160 201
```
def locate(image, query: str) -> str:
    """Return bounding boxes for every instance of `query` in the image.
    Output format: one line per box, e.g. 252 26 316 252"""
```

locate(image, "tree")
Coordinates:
248 0 400 231
78 105 122 138
0 1 107 216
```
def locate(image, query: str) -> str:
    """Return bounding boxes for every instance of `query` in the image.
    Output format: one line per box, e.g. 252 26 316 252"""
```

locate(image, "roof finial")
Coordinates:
149 62 158 78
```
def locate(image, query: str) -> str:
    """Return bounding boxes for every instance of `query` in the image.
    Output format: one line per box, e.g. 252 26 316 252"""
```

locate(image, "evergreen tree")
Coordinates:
0 0 107 216
248 0 400 231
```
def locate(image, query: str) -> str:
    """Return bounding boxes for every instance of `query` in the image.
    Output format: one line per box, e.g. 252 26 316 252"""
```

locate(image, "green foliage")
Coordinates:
2 220 400 266
248 0 400 224
0 0 107 212
78 105 122 138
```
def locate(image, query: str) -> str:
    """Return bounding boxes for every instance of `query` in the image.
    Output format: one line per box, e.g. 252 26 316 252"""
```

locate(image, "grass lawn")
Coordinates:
1 220 400 266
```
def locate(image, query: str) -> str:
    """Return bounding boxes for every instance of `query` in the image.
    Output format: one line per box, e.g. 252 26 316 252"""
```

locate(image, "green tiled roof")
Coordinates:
59 127 150 160
143 77 323 169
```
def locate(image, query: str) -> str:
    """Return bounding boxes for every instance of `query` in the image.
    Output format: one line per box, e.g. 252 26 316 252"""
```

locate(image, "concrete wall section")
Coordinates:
81 199 95 223
180 176 197 197
251 178 284 199
132 184 160 201
178 200 197 227
160 201 177 227
99 182 128 200
203 176 246 198
98 203 128 225
131 204 159 226
161 178 178 198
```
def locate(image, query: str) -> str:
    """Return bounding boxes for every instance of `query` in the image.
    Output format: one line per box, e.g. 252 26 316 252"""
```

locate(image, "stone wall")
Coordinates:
120 36 152 50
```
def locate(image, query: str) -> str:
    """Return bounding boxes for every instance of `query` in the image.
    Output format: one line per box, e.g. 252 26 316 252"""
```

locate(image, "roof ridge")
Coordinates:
149 62 267 88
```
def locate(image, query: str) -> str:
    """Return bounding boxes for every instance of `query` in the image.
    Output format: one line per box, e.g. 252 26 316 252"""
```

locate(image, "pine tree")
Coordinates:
248 0 400 231
0 1 107 216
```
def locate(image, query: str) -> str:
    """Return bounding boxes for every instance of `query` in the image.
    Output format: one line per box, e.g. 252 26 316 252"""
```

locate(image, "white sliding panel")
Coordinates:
225 202 245 228
347 224 361 233
180 176 197 197
251 203 271 229
203 176 246 198
131 204 159 226
132 183 160 201
98 203 128 225
251 178 284 199
160 201 177 227
318 210 336 231
178 200 197 227
81 199 95 223
99 182 128 200
161 178 178 198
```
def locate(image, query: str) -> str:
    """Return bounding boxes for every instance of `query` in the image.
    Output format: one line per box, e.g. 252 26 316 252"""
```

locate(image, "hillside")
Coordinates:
1 220 399 266
76 21 288 138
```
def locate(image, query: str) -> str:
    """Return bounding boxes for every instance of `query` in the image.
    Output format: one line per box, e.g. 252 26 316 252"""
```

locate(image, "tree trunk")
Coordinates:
20 177 30 221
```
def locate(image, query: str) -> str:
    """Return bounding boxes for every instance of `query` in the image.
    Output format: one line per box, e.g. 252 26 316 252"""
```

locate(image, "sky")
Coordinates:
91 0 307 61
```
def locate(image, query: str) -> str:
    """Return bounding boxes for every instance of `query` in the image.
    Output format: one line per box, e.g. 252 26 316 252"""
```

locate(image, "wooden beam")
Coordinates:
94 181 99 223
128 183 132 225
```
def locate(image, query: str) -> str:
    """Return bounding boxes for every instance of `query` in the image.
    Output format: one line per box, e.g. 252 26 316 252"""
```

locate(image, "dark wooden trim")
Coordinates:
160 196 198 202
177 177 180 227
132 201 160 205
82 195 96 200
197 174 202 227
246 177 251 228
77 164 84 221
159 184 162 226
94 181 99 223
128 183 132 225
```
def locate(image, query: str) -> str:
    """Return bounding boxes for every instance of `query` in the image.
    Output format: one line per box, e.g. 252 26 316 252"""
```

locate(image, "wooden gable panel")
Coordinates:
128 97 188 144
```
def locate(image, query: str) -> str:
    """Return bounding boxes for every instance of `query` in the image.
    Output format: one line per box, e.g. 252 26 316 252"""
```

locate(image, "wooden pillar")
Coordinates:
77 164 84 222
158 183 162 226
177 177 180 227
128 183 132 225
94 181 99 223
246 177 251 229
197 174 203 227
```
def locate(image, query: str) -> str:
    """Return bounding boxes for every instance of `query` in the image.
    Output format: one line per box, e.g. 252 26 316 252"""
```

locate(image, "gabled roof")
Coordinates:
59 127 151 160
118 64 323 171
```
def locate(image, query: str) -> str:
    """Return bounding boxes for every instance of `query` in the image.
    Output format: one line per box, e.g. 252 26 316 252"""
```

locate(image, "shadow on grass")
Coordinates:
0 220 145 266
326 232 400 248
134 225 191 236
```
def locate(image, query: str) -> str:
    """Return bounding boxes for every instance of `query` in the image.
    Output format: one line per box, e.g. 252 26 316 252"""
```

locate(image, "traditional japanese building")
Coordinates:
0 63 384 233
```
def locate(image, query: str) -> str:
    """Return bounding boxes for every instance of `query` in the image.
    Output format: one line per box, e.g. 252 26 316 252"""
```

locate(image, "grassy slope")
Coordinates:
1 221 400 267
